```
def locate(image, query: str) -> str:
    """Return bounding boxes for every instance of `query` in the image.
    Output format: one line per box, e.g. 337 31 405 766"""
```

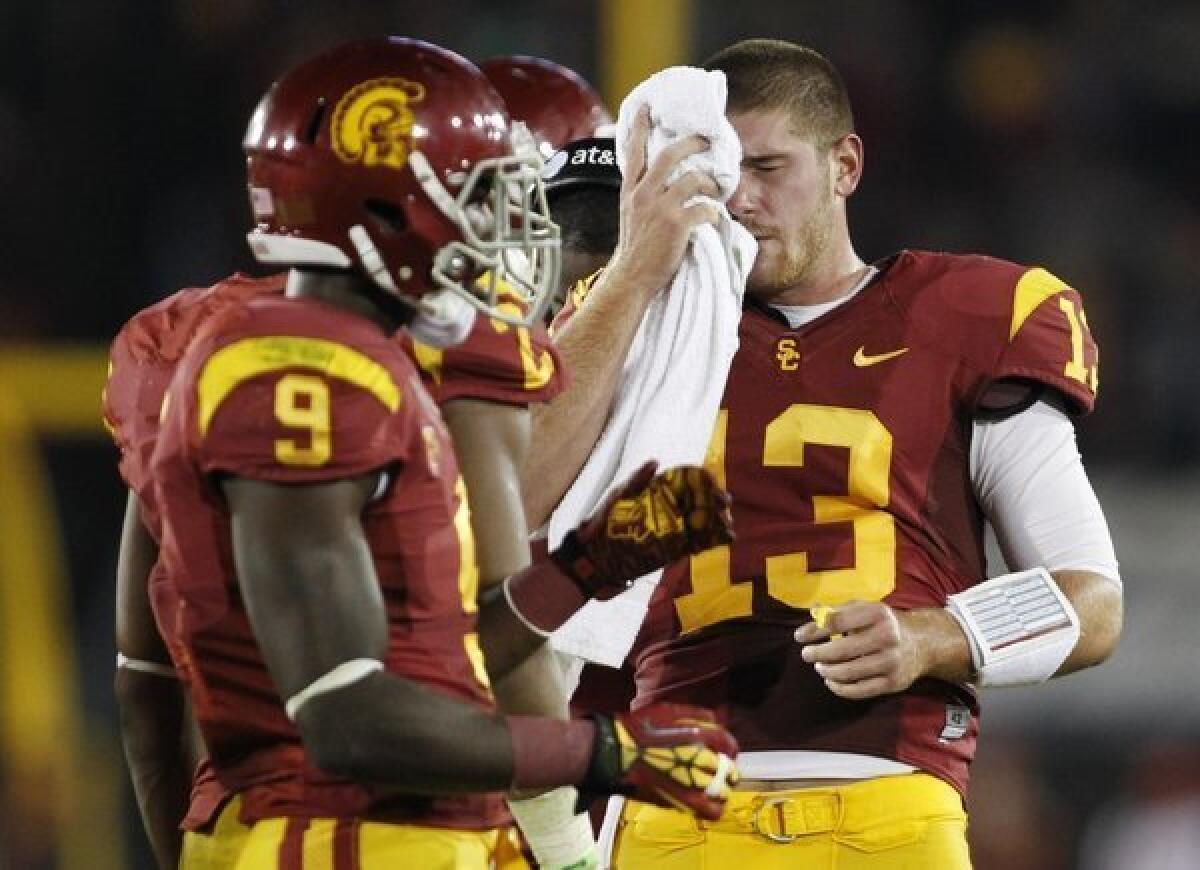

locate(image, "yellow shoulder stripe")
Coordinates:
1010 267 1069 341
409 341 444 386
197 336 401 435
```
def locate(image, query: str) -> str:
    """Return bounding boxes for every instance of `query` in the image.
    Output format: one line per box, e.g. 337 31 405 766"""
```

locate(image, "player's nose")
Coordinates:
727 180 755 221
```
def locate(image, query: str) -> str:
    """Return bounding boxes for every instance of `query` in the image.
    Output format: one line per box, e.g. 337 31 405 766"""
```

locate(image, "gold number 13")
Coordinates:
675 404 897 634
1059 296 1099 393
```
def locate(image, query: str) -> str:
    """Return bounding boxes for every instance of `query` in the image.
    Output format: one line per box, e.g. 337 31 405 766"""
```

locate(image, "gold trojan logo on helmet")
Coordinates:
331 77 426 170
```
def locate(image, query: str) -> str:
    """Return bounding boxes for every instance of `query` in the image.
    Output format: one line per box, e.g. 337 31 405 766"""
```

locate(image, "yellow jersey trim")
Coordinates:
1010 268 1068 341
196 336 401 435
409 341 444 386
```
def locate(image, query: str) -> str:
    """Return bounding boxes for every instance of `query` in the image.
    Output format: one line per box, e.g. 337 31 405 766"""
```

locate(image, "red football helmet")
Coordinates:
243 37 559 334
480 55 613 157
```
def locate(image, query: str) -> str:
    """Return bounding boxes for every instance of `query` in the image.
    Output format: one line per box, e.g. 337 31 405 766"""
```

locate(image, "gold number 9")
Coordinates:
273 374 332 467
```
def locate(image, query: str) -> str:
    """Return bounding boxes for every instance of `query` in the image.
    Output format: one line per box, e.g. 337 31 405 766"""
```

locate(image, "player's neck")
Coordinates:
285 269 396 332
762 242 868 308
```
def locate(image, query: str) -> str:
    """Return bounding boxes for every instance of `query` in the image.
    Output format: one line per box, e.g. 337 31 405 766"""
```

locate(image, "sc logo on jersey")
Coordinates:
775 338 800 371
332 77 426 170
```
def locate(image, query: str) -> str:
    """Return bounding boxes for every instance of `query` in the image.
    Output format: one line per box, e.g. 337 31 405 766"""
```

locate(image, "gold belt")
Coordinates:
713 791 841 844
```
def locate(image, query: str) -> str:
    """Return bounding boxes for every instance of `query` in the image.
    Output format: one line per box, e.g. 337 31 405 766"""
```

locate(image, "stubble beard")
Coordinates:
746 189 836 302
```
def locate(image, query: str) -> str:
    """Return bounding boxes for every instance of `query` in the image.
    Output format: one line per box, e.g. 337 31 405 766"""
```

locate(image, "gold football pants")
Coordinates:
611 772 970 869
180 796 527 869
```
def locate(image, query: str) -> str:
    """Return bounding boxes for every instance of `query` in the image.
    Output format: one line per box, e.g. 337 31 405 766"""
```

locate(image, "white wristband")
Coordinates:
116 652 177 679
501 575 552 639
284 658 384 721
506 787 598 869
946 567 1080 687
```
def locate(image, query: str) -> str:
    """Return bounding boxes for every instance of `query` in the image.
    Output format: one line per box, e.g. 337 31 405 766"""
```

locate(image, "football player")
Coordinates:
389 60 608 870
525 39 1122 869
131 37 741 869
480 55 613 158
108 272 283 868
108 278 575 867
480 55 614 322
539 135 621 322
109 94 598 870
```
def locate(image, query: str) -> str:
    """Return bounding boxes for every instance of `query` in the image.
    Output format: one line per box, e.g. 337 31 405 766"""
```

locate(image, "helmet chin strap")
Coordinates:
410 147 558 328
348 225 400 293
348 222 476 348
409 151 461 221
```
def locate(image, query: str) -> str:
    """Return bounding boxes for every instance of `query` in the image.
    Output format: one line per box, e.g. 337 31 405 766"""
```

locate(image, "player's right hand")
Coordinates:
580 703 738 820
609 105 722 305
551 461 734 598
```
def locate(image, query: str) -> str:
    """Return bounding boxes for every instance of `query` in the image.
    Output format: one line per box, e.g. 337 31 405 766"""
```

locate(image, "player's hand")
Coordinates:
552 461 734 598
795 602 961 699
580 703 738 821
608 105 722 307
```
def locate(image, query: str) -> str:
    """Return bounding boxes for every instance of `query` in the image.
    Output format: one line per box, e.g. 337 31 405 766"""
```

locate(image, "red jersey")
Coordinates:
401 310 568 407
151 294 506 830
105 276 564 529
106 275 564 830
106 275 564 527
106 275 563 834
616 251 1099 797
104 274 285 532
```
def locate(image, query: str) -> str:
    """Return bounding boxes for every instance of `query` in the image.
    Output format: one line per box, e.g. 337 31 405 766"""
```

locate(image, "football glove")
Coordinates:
552 461 734 598
580 702 739 820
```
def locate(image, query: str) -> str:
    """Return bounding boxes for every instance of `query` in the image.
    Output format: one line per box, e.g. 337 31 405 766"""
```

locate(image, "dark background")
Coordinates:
1 1 1197 867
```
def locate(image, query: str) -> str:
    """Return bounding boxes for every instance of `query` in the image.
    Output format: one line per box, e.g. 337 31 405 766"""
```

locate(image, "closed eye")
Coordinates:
743 158 786 173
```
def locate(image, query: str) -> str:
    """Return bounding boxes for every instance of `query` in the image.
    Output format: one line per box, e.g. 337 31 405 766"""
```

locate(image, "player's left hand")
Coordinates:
794 602 940 700
580 703 739 821
553 461 734 599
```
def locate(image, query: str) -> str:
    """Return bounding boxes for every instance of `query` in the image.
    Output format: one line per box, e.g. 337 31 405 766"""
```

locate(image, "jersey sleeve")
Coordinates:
103 323 140 457
990 267 1099 415
191 336 417 483
407 314 568 407
103 313 176 492
104 279 276 489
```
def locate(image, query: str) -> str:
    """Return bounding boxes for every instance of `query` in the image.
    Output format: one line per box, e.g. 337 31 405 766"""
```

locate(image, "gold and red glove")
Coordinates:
552 461 734 599
505 462 733 634
579 703 739 821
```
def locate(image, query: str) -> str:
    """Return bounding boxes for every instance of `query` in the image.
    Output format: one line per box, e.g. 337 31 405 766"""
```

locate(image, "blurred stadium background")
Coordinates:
1 1 1197 867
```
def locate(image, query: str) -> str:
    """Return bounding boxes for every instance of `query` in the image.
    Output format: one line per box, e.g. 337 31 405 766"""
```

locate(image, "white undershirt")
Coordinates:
770 265 878 327
970 394 1119 583
743 279 1121 781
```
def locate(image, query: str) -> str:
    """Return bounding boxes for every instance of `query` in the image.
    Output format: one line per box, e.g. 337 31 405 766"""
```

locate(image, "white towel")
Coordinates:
548 67 757 668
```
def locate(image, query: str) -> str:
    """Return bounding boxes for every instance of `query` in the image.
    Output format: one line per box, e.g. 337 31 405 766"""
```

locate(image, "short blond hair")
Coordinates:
703 39 854 147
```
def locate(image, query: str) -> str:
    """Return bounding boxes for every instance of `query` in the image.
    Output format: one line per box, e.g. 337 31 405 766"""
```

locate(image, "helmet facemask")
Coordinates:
409 143 561 328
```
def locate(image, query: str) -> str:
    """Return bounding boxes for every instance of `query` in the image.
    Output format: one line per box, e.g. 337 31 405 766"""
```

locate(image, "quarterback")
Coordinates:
527 39 1122 869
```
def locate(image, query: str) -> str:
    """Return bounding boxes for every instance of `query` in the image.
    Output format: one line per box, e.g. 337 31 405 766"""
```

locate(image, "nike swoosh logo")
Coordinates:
853 346 910 367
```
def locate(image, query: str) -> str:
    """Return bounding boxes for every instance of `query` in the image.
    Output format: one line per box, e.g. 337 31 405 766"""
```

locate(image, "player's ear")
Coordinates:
831 133 863 198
